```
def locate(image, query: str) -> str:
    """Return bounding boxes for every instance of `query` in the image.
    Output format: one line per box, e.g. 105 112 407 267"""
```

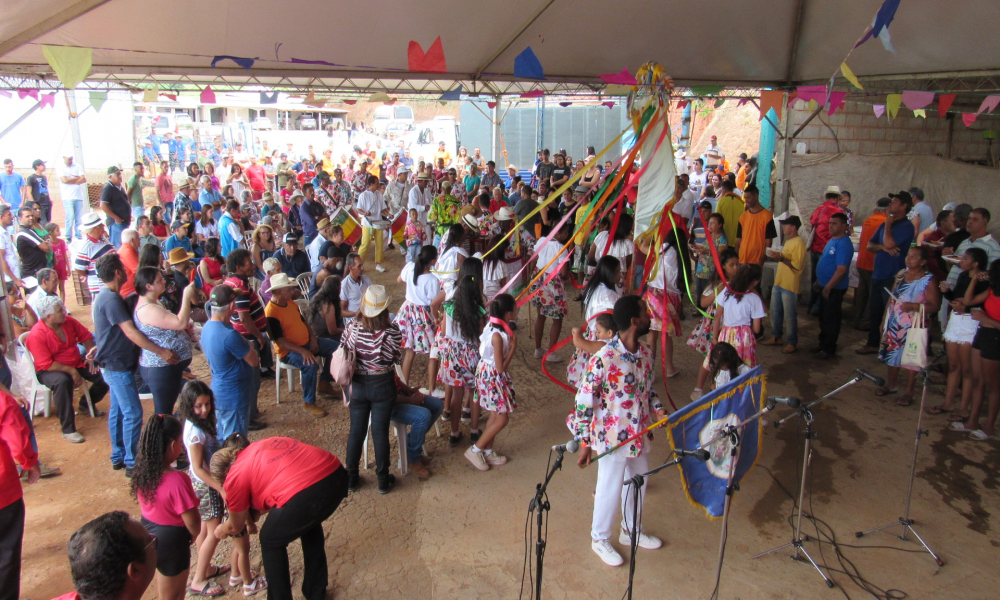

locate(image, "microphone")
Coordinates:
855 369 886 387
552 439 580 454
674 448 711 461
767 396 801 409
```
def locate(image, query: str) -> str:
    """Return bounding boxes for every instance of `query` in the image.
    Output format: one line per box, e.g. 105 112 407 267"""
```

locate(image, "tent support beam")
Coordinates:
0 0 112 58
784 0 808 84
473 0 557 79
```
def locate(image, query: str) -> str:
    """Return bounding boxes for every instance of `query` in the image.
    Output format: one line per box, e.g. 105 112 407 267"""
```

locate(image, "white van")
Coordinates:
372 105 415 134
403 117 459 164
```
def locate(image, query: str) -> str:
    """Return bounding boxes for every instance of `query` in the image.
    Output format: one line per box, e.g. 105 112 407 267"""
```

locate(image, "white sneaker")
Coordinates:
63 432 85 444
592 539 624 566
619 529 663 550
533 348 545 359
690 389 703 402
375 264 387 273
545 353 564 363
429 388 446 399
464 446 490 471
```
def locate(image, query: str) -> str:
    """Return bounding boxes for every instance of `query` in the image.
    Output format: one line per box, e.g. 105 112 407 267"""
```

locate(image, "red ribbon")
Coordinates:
541 310 613 393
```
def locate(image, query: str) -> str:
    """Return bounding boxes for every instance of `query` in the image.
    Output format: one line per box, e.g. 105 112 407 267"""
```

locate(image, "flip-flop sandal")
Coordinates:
874 387 898 397
189 581 225 597
666 369 681 378
947 413 969 422
949 421 975 432
926 405 954 415
207 565 231 579
896 395 914 407
969 429 994 441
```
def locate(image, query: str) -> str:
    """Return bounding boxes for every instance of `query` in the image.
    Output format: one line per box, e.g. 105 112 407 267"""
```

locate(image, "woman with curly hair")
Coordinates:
439 266 486 448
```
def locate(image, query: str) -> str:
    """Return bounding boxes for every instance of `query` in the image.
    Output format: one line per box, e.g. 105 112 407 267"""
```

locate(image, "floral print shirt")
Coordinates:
429 194 462 235
351 171 369 196
570 336 663 456
328 179 354 209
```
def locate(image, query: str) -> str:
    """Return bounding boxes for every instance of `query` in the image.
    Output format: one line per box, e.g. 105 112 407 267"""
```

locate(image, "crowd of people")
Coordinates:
3 132 1000 599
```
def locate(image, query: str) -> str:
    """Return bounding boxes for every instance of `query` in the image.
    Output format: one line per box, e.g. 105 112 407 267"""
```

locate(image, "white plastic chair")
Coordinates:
363 416 410 475
248 276 261 292
16 332 94 420
274 357 303 405
295 272 312 296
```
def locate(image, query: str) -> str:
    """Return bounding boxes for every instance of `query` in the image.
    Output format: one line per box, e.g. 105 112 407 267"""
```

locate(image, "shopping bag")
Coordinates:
901 305 928 370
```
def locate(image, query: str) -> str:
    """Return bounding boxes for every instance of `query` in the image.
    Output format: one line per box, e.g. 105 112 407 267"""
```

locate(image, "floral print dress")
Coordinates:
879 272 932 369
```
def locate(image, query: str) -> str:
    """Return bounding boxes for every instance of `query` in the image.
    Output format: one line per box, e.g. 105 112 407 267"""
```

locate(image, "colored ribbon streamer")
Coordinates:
211 55 256 69
540 311 613 394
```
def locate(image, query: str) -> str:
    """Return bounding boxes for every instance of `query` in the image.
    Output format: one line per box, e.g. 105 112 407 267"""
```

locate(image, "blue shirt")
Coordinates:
0 173 26 209
871 219 915 280
816 235 854 289
163 234 192 256
200 320 253 411
148 135 163 156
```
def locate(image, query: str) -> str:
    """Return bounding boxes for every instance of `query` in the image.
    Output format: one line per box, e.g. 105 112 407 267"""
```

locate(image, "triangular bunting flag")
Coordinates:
737 98 750 107
796 85 827 105
976 95 1000 116
886 94 902 118
714 98 725 108
163 94 177 101
143 87 158 102
962 113 977 127
514 47 545 80
676 100 690 109
519 90 544 99
598 68 636 86
211 55 255 69
559 101 572 107
438 85 462 101
42 45 92 90
603 84 632 95
200 86 216 104
0 91 10 98
17 89 38 101
39 93 56 108
840 62 863 90
368 92 392 103
873 105 886 118
937 93 956 116
260 91 278 104
342 99 357 105
602 101 615 109
913 109 927 118
407 37 447 73
759 90 784 121
901 90 935 111
827 92 847 116
89 91 107 112
487 101 498 108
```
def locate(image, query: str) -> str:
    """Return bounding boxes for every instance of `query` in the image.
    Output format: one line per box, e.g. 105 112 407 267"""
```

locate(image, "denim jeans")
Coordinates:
101 369 143 468
866 278 894 348
131 206 144 221
344 372 396 484
109 221 126 248
406 242 420 263
277 338 338 405
63 200 83 240
163 202 173 222
390 395 444 462
217 407 248 441
140 358 191 416
769 286 799 346
818 287 847 354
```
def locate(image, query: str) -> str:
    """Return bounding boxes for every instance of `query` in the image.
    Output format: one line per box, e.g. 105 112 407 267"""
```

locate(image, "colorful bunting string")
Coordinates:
407 37 447 73
17 89 38 101
976 95 1000 116
758 90 784 121
200 86 216 104
39 93 56 108
873 105 885 118
962 113 977 127
886 94 902 118
827 92 847 116
840 62 863 90
42 45 92 89
598 68 637 86
513 47 545 80
937 94 956 115
211 55 256 69
901 90 935 111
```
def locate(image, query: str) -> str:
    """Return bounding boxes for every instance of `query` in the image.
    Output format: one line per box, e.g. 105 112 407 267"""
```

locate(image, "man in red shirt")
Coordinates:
808 185 844 312
852 197 890 330
246 156 267 201
0 390 39 600
24 296 109 443
118 229 140 298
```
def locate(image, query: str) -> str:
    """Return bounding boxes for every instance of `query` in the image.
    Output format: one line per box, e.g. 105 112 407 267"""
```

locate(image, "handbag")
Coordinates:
901 304 928 370
329 344 355 388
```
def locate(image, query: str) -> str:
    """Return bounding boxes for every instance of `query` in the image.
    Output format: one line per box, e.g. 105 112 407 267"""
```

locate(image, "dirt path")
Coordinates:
18 232 1000 600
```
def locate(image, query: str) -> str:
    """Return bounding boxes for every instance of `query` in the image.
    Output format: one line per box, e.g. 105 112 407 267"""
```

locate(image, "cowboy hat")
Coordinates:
495 206 515 221
360 284 390 318
268 273 298 291
166 247 195 265
81 212 104 231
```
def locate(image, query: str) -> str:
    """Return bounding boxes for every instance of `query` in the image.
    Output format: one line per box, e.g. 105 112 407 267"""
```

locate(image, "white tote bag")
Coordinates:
900 305 928 370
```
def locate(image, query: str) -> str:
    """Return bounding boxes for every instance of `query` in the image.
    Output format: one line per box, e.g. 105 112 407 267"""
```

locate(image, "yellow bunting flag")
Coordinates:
42 45 92 90
143 86 159 102
368 91 392 103
886 94 902 118
603 84 633 95
840 61 863 90
913 109 926 118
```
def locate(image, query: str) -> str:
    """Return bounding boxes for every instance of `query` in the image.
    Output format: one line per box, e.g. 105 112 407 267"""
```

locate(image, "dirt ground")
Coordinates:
17 202 1000 600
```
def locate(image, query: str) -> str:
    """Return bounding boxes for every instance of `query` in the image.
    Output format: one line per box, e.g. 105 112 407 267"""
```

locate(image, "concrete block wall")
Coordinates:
789 99 1000 163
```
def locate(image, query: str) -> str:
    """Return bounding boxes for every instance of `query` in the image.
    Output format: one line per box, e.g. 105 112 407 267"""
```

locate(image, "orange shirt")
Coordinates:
118 243 139 297
264 299 311 358
856 213 886 272
737 208 776 265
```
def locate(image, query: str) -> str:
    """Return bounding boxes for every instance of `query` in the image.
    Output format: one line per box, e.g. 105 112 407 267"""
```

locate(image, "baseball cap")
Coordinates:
209 284 240 307
32 159 45 169
283 233 299 244
171 220 186 230
107 165 122 175
780 215 802 228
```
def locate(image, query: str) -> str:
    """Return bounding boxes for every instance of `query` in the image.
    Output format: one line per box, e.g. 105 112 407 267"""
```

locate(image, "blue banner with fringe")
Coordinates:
666 366 765 518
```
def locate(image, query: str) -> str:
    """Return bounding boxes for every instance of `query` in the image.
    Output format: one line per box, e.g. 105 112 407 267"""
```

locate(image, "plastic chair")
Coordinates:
274 357 304 405
248 276 261 292
363 415 410 475
295 272 312 296
16 332 95 420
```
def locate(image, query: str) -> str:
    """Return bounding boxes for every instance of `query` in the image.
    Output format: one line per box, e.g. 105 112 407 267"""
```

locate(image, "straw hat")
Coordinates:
417 172 431 181
495 206 515 221
462 214 480 229
268 273 298 291
166 247 195 265
360 285 390 318
81 213 104 231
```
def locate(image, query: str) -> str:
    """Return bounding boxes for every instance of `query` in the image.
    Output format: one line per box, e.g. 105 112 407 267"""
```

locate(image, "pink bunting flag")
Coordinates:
602 101 615 109
200 86 216 104
559 101 572 107
738 98 750 107
873 105 886 118
796 85 827 105
976 95 1000 116
17 89 38 101
901 90 935 111
598 68 637 86
519 90 544 99
343 99 357 105
39 93 55 108
827 92 847 116
0 91 11 98
962 113 978 127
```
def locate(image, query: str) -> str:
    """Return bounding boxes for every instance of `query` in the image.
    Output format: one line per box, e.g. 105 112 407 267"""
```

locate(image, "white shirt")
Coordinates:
535 237 567 274
689 171 707 194
401 261 441 305
27 287 55 317
483 259 506 301
307 234 326 271
646 244 679 293
182 420 219 484
0 227 19 278
408 184 433 219
436 245 468 297
585 284 618 332
715 363 752 388
592 230 633 263
478 325 510 366
195 220 218 240
704 143 724 167
59 163 87 202
355 190 387 228
385 181 412 213
340 274 371 313
716 291 765 327
674 189 697 221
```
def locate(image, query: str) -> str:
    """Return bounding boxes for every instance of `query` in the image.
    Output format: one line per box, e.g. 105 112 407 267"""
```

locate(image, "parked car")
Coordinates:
253 116 273 130
174 113 194 131
296 115 317 130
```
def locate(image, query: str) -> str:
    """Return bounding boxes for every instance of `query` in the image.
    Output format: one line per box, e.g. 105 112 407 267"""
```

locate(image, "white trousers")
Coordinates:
591 449 650 542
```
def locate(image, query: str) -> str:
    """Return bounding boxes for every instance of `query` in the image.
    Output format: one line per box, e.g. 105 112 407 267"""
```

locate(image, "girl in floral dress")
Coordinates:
466 293 518 471
531 221 573 362
876 246 940 406
566 256 620 387
710 264 764 369
688 248 739 400
439 268 486 448
395 245 444 385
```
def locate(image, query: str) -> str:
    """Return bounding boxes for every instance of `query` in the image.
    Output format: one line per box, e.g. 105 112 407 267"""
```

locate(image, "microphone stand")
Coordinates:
623 455 684 600
752 374 865 588
855 352 945 566
528 447 568 600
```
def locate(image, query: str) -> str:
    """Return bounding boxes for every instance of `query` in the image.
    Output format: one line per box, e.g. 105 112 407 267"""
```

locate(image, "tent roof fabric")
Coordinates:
1 0 998 95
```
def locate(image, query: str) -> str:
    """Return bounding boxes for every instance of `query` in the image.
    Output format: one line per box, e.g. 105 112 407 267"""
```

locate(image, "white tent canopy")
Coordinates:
1 0 999 95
